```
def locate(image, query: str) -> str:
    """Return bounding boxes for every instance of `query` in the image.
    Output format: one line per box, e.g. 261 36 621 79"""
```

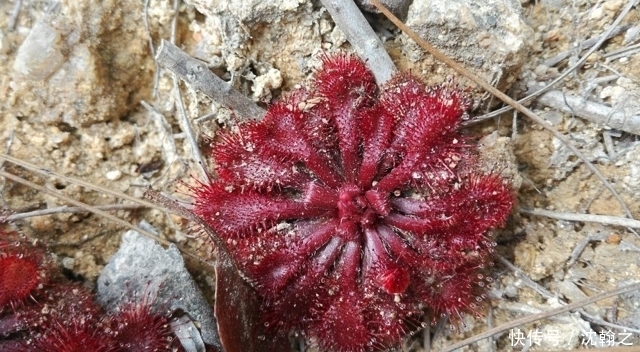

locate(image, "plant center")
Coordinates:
336 184 382 230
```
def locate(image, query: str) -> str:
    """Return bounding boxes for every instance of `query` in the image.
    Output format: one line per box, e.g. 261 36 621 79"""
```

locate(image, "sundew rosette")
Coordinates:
193 53 514 352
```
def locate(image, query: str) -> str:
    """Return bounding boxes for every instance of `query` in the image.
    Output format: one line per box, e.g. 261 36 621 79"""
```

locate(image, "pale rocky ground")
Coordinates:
1 0 640 351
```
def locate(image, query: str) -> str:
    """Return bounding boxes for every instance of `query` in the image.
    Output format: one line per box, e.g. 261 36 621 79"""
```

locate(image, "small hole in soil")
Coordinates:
62 268 85 282
57 122 75 133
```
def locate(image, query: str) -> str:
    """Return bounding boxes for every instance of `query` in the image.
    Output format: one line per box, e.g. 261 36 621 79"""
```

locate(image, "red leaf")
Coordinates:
214 252 294 352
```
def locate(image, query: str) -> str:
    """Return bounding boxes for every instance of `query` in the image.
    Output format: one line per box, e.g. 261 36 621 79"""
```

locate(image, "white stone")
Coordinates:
105 170 122 181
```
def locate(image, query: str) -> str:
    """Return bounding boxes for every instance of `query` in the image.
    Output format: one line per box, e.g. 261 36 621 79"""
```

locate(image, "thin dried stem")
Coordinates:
604 42 640 60
0 169 170 247
495 255 554 300
0 153 173 214
496 254 640 334
173 84 208 181
6 204 143 221
0 168 214 268
370 0 634 219
535 89 640 135
144 189 236 272
567 232 609 267
580 310 640 335
168 0 208 182
7 0 22 31
521 207 640 229
0 129 15 169
543 25 630 67
422 314 431 352
140 100 182 182
170 0 179 44
143 0 159 97
440 281 640 352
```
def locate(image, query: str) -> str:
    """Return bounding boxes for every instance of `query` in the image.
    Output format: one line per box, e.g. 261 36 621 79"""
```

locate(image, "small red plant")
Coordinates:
26 285 115 352
0 231 49 313
0 226 183 352
193 53 514 351
110 291 184 352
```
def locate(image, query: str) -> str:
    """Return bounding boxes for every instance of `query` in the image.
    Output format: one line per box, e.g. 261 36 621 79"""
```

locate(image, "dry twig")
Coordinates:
567 232 609 267
7 0 22 31
440 281 640 352
542 24 630 67
320 0 397 83
143 0 160 97
144 188 234 272
496 254 640 334
141 100 182 181
0 153 171 214
0 158 215 269
5 204 143 221
0 169 172 248
168 0 208 181
155 40 265 121
535 89 640 135
521 207 640 229
603 42 640 61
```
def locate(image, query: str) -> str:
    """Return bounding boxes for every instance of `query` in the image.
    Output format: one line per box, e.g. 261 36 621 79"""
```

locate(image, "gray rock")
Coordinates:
96 222 220 349
478 131 523 190
12 18 65 80
171 316 208 352
402 0 533 94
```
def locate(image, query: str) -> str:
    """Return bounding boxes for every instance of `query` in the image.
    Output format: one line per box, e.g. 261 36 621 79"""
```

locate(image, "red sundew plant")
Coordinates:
0 231 50 313
0 278 111 352
26 285 115 352
0 226 183 352
193 53 515 351
109 292 184 352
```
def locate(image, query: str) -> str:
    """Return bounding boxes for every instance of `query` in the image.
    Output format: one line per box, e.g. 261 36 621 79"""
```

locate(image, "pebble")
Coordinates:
105 170 122 181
